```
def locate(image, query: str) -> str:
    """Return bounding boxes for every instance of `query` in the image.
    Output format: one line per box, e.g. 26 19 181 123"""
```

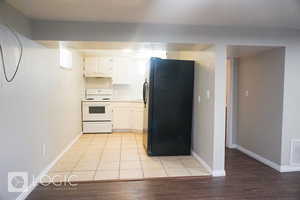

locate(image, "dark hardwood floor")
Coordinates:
26 149 300 200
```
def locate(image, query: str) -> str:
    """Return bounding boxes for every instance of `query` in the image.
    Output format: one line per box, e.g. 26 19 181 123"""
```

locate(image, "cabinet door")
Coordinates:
85 57 98 76
112 57 131 84
112 107 132 129
98 57 113 77
131 108 144 131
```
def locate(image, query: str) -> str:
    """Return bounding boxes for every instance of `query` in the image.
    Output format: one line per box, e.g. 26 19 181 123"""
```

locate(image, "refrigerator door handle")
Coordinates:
143 80 148 106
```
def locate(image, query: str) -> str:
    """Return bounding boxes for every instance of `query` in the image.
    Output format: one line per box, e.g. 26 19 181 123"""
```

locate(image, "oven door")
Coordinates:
82 102 112 121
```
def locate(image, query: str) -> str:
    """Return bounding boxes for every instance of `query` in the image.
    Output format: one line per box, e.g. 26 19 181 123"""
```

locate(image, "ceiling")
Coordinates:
227 46 283 58
6 0 300 30
38 41 212 52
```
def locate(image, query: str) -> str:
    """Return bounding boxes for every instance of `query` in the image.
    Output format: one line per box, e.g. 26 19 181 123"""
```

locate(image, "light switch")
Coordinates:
206 90 210 99
245 90 249 97
198 96 201 103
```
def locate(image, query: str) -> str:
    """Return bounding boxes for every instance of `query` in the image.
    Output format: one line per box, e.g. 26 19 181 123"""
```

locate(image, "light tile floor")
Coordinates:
46 133 210 182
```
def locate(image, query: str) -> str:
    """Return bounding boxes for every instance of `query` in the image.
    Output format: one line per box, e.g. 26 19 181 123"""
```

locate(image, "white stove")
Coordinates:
84 89 112 102
82 89 113 133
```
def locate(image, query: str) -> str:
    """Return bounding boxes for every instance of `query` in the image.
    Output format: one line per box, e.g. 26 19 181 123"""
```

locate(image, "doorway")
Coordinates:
226 45 285 170
38 41 215 182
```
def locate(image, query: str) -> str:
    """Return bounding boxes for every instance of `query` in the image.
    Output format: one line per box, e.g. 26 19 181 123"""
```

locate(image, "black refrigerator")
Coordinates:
143 57 194 156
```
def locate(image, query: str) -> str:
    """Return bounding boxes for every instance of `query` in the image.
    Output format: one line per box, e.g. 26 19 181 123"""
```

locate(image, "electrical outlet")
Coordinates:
42 144 46 157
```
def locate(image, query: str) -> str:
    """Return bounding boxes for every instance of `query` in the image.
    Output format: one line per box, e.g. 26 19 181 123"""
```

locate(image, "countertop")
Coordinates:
81 99 143 103
111 99 143 103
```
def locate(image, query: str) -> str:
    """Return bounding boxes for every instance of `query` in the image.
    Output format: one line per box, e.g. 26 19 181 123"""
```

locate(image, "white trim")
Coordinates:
227 144 237 149
192 151 212 174
212 170 226 177
280 165 300 172
234 144 300 173
290 139 300 166
16 133 82 200
191 151 226 177
226 58 234 148
235 145 281 171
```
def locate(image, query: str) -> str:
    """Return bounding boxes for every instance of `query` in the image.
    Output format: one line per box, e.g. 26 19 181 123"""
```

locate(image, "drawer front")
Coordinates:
83 122 112 133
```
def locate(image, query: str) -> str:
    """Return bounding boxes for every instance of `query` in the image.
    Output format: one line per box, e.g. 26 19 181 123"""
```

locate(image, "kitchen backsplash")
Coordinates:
84 77 143 100
85 77 112 89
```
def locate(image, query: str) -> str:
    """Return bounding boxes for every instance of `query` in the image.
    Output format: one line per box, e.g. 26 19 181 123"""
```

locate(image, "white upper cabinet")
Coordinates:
84 57 113 78
112 57 131 85
84 57 98 77
98 57 114 77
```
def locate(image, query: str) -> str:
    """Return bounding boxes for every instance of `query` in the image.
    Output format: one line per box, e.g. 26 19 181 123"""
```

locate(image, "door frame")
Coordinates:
226 58 237 148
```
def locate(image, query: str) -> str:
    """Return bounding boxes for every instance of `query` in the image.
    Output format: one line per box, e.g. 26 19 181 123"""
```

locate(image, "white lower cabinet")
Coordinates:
112 107 132 129
131 108 144 130
112 102 144 131
83 122 112 133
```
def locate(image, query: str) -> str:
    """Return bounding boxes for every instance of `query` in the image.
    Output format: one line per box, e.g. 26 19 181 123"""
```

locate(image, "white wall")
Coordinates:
236 48 285 165
0 1 31 38
281 45 300 167
194 48 216 171
167 49 218 172
0 26 84 200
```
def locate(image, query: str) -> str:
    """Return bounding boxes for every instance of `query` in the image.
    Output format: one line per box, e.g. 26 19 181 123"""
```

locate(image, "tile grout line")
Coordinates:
136 132 144 179
159 157 169 177
52 133 208 181
179 158 192 176
66 135 95 182
118 133 122 179
70 135 91 174
49 135 87 181
93 135 108 180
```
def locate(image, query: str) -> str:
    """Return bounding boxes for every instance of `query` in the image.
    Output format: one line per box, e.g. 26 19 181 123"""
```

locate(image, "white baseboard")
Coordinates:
191 151 212 174
212 170 226 177
280 165 300 172
227 144 237 149
235 144 281 172
191 151 226 177
16 133 82 200
229 144 300 173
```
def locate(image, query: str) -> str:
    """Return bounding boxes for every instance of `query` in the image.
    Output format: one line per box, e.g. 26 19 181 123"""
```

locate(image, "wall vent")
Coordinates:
291 140 300 166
